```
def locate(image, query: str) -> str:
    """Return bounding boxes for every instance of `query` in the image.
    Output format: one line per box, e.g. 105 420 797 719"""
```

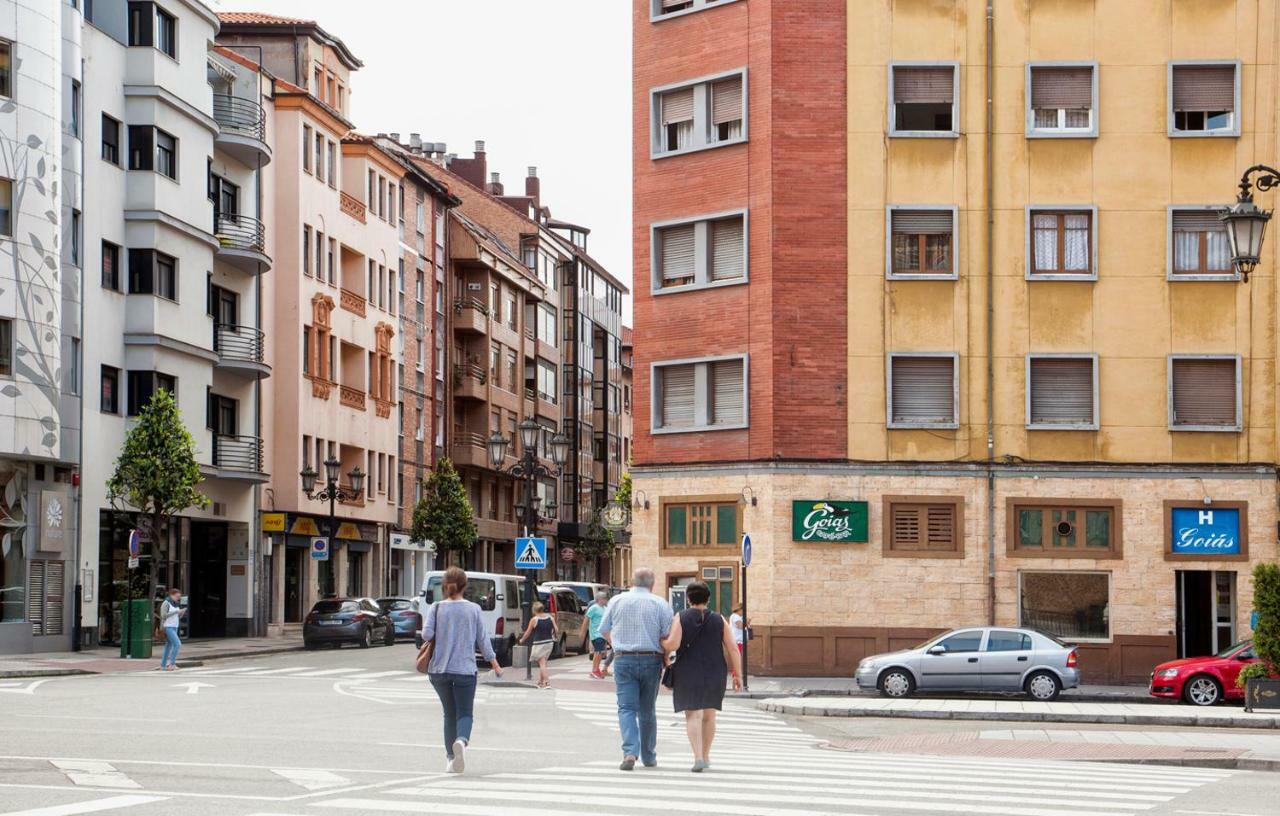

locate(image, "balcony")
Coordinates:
451 432 492 470
213 94 272 166
214 213 271 273
453 362 487 401
340 385 367 411
340 288 367 317
208 434 267 482
453 297 489 335
340 191 367 223
213 324 270 378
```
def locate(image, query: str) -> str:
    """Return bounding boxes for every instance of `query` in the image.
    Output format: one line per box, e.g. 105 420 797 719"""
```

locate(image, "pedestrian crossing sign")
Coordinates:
514 537 547 569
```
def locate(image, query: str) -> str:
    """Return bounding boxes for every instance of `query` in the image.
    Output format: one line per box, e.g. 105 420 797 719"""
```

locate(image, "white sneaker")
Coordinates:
451 738 466 773
444 758 456 773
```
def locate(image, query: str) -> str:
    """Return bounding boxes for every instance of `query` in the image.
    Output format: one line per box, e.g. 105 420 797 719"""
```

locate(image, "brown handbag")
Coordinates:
414 602 439 674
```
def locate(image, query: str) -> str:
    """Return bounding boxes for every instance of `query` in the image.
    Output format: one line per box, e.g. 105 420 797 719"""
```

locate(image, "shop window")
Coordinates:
883 496 963 558
662 499 740 550
1008 499 1121 558
1019 571 1110 640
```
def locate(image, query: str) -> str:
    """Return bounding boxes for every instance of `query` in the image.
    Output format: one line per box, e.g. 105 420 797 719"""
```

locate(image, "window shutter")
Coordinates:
659 364 696 428
712 75 744 124
28 560 44 636
43 561 64 636
1172 209 1227 233
711 359 745 425
1030 67 1092 108
1172 65 1235 111
891 505 922 549
711 217 745 281
662 0 687 8
891 209 953 235
891 356 955 424
926 505 955 550
894 66 954 103
661 87 695 125
1172 358 1237 426
659 224 696 284
1030 358 1094 425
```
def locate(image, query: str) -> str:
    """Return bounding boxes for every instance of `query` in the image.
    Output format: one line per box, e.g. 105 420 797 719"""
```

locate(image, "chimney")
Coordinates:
389 132 400 143
487 171 504 196
409 133 422 151
475 140 486 155
447 140 487 189
525 166 540 209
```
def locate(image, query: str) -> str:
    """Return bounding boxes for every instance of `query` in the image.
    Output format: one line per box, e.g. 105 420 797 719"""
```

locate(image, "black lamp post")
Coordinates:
1221 165 1280 282
300 457 366 598
488 418 570 678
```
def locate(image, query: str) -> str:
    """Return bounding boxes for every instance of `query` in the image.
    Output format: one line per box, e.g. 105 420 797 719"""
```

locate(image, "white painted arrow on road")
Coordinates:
0 679 50 695
172 681 214 695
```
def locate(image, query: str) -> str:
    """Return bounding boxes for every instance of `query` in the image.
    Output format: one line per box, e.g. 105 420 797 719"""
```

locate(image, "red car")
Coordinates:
1149 640 1258 706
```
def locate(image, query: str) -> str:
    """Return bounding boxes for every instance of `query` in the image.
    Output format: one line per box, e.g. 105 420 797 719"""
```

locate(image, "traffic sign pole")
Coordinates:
741 534 752 693
514 536 548 681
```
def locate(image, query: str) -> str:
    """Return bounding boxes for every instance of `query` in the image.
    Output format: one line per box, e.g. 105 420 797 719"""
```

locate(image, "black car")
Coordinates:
303 597 395 650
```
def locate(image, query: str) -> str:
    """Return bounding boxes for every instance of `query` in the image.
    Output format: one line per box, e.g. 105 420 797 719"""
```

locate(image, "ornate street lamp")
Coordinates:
299 457 366 597
1222 165 1280 282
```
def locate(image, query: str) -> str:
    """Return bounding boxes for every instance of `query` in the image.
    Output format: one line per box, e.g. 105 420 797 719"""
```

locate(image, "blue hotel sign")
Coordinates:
1169 507 1242 556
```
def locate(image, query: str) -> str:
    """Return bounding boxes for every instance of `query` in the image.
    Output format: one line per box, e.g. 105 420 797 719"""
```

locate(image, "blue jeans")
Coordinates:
613 654 662 764
161 627 180 667
429 673 477 758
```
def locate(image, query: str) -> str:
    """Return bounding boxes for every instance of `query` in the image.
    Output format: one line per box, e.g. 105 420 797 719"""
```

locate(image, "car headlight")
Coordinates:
1155 668 1180 679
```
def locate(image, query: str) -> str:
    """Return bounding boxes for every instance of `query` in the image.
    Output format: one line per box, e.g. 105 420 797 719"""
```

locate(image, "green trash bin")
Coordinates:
119 598 153 659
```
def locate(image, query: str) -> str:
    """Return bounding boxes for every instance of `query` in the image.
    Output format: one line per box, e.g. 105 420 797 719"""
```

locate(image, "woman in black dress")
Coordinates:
661 582 743 772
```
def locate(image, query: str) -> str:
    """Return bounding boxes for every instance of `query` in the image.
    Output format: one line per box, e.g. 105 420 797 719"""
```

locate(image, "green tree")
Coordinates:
1240 562 1280 685
615 470 633 508
412 458 477 564
105 388 209 592
574 510 615 564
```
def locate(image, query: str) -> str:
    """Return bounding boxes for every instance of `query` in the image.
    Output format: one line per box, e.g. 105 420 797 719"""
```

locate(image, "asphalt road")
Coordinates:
1 643 1277 816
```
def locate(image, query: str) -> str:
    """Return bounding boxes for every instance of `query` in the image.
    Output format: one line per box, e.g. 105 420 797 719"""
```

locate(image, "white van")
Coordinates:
416 571 526 666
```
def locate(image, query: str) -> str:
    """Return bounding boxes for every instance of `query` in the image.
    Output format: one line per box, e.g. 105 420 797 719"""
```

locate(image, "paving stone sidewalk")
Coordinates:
0 635 306 677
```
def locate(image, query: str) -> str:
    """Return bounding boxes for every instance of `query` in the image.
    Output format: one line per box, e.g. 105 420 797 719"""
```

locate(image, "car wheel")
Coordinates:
1182 674 1222 706
358 626 372 649
1025 671 1062 702
877 668 915 698
383 624 395 647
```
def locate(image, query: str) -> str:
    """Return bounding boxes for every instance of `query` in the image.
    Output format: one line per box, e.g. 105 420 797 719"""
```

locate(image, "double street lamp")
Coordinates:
1221 165 1280 282
300 457 366 598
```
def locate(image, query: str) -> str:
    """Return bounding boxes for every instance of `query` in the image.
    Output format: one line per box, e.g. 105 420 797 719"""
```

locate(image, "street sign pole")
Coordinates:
741 533 751 692
514 532 547 681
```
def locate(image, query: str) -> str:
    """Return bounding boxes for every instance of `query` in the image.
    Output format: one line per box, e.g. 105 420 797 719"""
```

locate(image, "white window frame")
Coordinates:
650 208 749 294
650 68 748 160
1168 60 1241 138
650 0 742 22
1166 205 1238 282
1025 353 1099 431
1167 354 1242 433
885 205 960 280
888 61 960 139
650 353 749 434
1025 204 1098 281
1025 61 1099 139
1017 570 1112 644
885 352 960 430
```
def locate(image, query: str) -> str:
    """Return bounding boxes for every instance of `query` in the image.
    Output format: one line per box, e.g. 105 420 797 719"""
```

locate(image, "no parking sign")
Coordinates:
310 536 330 561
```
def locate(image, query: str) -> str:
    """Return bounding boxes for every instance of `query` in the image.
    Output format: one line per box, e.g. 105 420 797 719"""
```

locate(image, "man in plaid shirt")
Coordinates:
599 567 673 771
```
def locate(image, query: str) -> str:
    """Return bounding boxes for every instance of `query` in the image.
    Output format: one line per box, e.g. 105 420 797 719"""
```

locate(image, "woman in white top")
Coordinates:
729 606 746 654
159 588 186 671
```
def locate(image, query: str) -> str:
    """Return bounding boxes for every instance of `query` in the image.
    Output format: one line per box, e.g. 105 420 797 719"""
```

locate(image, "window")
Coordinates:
537 359 557 403
0 39 10 99
327 238 336 284
538 304 557 347
1008 499 1121 558
1028 207 1095 279
155 129 177 177
887 354 958 429
100 365 120 412
127 248 177 299
0 178 8 237
0 318 10 377
1027 355 1097 429
986 630 1033 652
662 499 740 549
1170 62 1239 136
70 80 81 138
653 355 747 432
505 291 517 330
128 126 176 179
314 132 324 183
127 370 175 416
1169 356 1240 431
890 63 958 136
154 5 175 57
68 337 80 396
368 170 376 208
302 125 312 173
883 497 963 557
326 140 336 188
127 2 152 47
101 115 120 164
313 66 323 99
303 225 312 277
1027 64 1096 137
302 327 312 375
69 210 80 266
888 207 956 278
652 211 747 292
933 630 983 653
651 0 741 20
1019 571 1110 640
315 230 324 279
1170 208 1232 278
101 241 120 290
651 70 747 157
505 351 518 393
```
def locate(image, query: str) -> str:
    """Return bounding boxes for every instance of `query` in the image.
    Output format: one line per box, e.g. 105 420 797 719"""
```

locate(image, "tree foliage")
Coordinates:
1240 562 1280 685
574 510 614 562
615 470 633 508
412 458 477 558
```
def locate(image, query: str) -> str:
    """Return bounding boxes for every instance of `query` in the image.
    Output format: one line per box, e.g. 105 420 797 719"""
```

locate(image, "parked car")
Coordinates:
853 627 1081 701
542 581 611 609
537 585 590 657
415 571 524 666
303 598 395 650
376 597 421 641
1149 640 1257 706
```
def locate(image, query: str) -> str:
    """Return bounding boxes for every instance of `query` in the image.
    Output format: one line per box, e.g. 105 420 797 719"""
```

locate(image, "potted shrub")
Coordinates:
1240 562 1280 712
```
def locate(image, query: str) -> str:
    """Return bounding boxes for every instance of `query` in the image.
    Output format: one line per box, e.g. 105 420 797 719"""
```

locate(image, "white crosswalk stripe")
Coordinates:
0 794 169 816
49 760 140 790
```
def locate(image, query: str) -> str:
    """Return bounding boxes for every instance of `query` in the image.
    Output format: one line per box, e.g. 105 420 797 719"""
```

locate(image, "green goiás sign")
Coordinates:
792 500 869 543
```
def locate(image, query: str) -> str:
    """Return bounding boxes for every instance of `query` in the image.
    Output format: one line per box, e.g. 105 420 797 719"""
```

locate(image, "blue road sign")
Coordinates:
128 529 142 557
741 533 752 567
310 536 330 561
515 537 547 569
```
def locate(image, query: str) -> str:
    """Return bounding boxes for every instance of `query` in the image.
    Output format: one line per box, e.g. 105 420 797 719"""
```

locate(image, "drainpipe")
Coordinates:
985 1 997 626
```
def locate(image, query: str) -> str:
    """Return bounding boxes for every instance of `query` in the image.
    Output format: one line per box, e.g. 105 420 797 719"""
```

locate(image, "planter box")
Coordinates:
1244 677 1280 712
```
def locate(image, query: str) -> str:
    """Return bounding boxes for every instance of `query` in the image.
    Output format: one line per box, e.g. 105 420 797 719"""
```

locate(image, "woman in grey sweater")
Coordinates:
420 566 502 774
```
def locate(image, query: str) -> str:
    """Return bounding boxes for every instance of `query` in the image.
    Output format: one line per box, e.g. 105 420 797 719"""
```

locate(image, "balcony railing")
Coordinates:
213 324 265 365
453 362 487 385
212 94 266 142
340 191 367 223
453 296 488 316
215 213 267 255
339 288 367 317
212 434 264 473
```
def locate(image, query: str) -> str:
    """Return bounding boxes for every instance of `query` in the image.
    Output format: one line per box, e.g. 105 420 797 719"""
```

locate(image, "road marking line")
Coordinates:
270 769 350 791
49 761 139 790
292 668 365 677
14 715 177 723
377 743 576 754
312 797 877 816
0 680 51 695
348 671 410 679
0 756 423 775
0 794 168 816
179 666 262 675
234 667 319 675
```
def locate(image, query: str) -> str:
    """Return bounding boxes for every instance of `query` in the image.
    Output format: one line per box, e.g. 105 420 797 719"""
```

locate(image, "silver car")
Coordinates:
854 627 1081 701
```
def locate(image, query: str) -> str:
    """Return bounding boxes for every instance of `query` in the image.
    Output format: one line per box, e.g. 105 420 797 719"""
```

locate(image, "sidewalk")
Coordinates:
0 635 305 678
730 675 1147 702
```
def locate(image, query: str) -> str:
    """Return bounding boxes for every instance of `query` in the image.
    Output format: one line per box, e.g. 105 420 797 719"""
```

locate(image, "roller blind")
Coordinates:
659 364 696 428
894 66 955 104
661 87 695 125
891 209 953 235
1172 209 1227 233
890 356 955 424
659 224 696 284
1031 66 1093 108
711 217 745 281
662 0 688 8
1029 358 1095 425
711 359 745 425
712 75 744 124
1172 65 1235 112
1172 358 1237 426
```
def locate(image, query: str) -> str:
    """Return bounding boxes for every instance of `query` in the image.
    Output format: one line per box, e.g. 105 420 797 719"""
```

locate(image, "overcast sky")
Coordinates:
215 0 634 312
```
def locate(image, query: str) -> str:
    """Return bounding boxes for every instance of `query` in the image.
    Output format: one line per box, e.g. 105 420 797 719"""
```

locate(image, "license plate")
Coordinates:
320 620 345 626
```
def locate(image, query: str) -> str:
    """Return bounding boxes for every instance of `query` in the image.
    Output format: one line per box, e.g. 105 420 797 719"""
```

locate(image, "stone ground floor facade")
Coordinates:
631 463 1277 684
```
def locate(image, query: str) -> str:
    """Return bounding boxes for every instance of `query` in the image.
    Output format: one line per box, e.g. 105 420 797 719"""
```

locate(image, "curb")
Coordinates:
0 644 306 679
0 668 93 679
730 689 1151 704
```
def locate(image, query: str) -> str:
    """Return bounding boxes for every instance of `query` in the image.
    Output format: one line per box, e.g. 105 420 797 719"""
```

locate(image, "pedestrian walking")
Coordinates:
158 588 186 671
599 567 672 771
580 591 610 679
662 582 742 772
519 602 558 688
419 566 503 774
729 605 748 655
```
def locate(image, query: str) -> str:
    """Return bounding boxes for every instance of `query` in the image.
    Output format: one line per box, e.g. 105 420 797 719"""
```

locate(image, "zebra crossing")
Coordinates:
178 664 428 681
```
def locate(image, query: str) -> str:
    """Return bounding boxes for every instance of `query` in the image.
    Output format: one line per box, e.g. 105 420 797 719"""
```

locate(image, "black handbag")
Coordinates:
662 610 710 689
